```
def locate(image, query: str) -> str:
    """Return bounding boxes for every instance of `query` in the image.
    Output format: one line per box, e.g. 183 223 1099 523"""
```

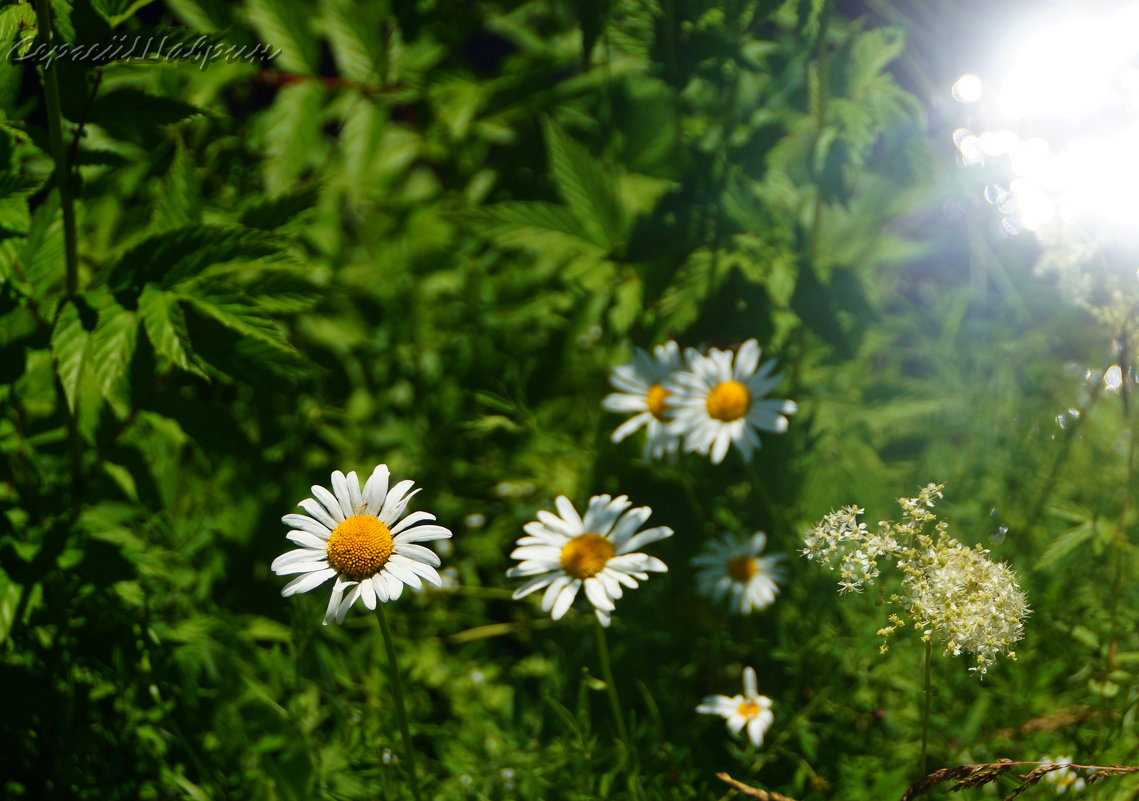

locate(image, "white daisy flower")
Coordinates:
507 494 672 627
697 666 774 747
667 339 797 464
272 465 452 625
601 341 683 460
692 531 784 614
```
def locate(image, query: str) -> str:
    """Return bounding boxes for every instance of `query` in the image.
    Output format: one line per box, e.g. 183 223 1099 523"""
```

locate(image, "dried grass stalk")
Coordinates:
717 772 799 801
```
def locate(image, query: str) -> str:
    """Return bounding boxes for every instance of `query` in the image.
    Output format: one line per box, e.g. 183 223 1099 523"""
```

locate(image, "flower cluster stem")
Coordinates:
920 638 933 778
376 604 426 801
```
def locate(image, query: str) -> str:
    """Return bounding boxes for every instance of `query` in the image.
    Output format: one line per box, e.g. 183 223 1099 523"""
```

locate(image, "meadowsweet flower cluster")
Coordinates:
803 483 1030 676
603 339 797 464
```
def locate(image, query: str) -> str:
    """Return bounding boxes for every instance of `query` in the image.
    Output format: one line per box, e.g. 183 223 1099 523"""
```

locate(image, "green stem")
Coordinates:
919 638 932 778
376 604 425 801
33 0 79 294
594 618 642 799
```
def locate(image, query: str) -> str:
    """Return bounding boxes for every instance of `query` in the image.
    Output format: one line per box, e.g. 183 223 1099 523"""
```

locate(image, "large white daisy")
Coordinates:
272 465 452 625
507 494 672 627
692 531 784 614
601 341 683 460
696 666 774 747
667 339 797 464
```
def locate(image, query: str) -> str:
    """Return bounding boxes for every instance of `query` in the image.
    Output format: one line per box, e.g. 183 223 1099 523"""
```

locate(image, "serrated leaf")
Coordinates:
454 201 599 253
239 270 320 313
542 118 624 249
178 289 299 355
91 299 137 414
245 0 316 74
138 285 204 377
51 297 96 413
238 186 320 230
21 191 64 298
258 81 324 195
88 88 205 141
321 0 375 81
109 225 282 292
153 144 199 231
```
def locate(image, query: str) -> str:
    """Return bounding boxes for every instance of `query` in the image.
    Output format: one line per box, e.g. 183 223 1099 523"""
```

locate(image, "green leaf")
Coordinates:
178 288 299 355
453 201 600 253
245 0 316 74
108 225 282 292
321 0 376 81
51 296 97 414
238 186 320 230
88 88 206 141
137 285 204 377
91 299 137 414
542 117 624 249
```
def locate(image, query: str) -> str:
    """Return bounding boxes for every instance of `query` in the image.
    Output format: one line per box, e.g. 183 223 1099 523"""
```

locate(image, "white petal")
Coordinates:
403 560 443 588
711 426 732 464
522 521 568 546
536 510 577 537
608 506 652 549
385 573 404 600
336 584 363 623
362 465 390 516
286 530 329 550
281 514 332 539
299 498 338 530
743 666 758 697
617 526 674 555
550 580 581 620
272 548 325 571
539 575 573 609
323 577 352 625
554 496 583 532
511 573 558 599
346 471 364 514
360 576 377 610
510 544 562 561
391 510 437 535
734 339 760 380
393 541 442 567
602 394 649 413
610 413 650 443
281 568 336 597
274 559 330 575
380 479 419 525
594 607 611 627
372 573 390 602
394 524 452 543
331 471 355 519
385 560 423 590
583 577 615 612
312 485 345 524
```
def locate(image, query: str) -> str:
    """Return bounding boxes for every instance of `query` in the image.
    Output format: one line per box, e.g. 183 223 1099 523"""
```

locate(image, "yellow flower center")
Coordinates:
646 383 670 421
706 380 751 422
727 555 759 583
737 700 761 719
326 515 393 580
560 534 616 579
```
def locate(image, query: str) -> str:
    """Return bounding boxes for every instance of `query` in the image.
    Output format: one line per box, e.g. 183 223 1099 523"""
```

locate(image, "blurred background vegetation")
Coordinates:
2 0 1138 799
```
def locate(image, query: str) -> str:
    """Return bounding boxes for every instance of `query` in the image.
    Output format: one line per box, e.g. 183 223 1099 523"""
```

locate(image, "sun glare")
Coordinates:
952 4 1139 237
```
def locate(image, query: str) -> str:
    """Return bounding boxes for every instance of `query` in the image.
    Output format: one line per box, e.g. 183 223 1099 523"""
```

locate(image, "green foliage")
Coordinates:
3 1 1138 801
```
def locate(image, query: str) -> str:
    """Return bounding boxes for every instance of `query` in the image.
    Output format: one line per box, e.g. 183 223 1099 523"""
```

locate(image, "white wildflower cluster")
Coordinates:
801 505 898 594
899 536 1030 675
602 339 796 464
802 484 1030 677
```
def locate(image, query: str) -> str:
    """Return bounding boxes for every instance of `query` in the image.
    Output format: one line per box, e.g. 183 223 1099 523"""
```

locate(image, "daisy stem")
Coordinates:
376 604 426 801
919 638 933 778
594 618 643 798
